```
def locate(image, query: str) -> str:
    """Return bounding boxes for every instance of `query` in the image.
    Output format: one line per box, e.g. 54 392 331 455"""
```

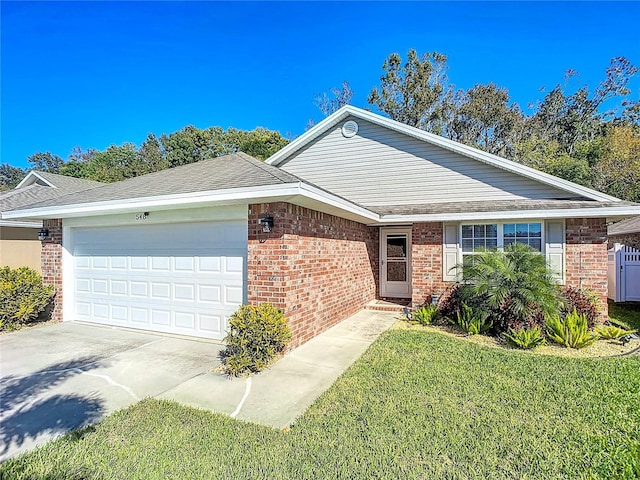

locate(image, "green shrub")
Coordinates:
504 326 546 349
546 309 598 349
451 304 492 335
0 266 54 330
410 304 441 325
561 286 601 328
458 243 561 335
595 324 637 340
220 303 292 376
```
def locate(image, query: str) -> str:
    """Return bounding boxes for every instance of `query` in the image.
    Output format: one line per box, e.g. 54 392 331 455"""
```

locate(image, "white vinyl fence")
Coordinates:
608 244 640 302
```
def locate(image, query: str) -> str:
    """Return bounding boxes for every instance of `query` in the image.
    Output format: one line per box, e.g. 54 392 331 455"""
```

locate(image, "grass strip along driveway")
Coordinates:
2 328 639 479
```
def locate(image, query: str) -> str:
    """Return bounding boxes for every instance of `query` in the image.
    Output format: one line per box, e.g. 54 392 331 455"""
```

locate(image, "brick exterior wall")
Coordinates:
248 202 378 349
566 218 609 320
411 222 451 307
41 219 63 322
410 218 609 320
608 233 640 250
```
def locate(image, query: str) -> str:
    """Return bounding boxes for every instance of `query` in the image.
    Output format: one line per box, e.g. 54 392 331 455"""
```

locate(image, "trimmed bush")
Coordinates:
410 304 441 325
0 266 54 331
220 303 292 376
546 309 598 349
504 326 546 350
560 286 601 328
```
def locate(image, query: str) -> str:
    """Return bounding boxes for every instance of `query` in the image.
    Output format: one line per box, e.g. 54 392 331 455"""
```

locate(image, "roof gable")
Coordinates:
267 106 620 203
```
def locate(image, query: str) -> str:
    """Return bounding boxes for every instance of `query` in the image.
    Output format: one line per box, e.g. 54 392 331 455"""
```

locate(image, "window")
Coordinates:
503 223 542 252
461 222 543 259
461 224 498 253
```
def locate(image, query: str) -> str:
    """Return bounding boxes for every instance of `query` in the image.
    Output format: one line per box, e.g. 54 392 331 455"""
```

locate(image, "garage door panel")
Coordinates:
72 220 246 340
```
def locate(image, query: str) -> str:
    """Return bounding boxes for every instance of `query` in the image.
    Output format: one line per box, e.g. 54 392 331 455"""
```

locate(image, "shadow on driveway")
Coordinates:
0 357 106 457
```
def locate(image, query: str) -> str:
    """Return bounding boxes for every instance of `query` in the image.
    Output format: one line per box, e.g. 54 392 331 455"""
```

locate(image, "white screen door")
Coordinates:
380 228 412 298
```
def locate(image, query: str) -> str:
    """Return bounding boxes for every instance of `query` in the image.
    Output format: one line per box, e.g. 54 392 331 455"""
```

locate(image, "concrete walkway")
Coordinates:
160 309 398 428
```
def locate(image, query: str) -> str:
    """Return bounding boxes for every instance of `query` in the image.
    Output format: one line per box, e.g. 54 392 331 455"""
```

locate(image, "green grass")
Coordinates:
2 330 639 479
609 301 640 330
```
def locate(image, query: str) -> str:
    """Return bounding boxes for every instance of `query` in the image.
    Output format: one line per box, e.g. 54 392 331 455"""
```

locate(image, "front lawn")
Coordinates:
2 329 639 479
609 301 640 330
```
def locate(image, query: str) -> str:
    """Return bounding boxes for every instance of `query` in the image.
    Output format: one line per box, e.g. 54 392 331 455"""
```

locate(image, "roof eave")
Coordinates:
3 182 380 225
376 207 640 224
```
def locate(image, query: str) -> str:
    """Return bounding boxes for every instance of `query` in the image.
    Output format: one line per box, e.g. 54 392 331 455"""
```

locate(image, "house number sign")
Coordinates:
135 212 149 221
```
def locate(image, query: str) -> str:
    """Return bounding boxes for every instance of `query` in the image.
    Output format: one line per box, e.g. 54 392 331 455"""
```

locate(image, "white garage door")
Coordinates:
71 220 246 340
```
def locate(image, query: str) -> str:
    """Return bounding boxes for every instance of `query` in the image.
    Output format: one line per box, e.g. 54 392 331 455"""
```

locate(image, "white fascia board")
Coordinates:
377 206 640 224
269 105 619 203
15 171 56 189
297 183 379 222
3 183 304 219
0 220 42 228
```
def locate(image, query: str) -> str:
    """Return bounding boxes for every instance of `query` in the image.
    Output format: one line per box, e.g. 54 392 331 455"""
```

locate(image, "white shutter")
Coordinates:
545 220 565 284
443 222 460 282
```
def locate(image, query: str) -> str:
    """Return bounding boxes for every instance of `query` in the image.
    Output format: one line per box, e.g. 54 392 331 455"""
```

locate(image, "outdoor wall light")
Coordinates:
259 214 274 233
37 228 49 241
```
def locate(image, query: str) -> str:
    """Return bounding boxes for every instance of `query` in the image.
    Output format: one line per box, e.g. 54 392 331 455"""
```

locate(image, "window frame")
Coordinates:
458 220 546 260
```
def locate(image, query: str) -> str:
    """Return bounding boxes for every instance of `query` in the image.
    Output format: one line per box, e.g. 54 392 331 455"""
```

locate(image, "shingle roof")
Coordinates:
1 172 103 222
11 153 302 211
371 199 639 217
33 171 103 190
608 216 640 236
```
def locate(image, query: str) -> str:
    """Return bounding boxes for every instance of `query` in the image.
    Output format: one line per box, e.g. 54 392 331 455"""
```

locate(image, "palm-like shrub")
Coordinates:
410 304 441 325
451 303 492 335
459 243 561 334
504 326 546 349
546 309 598 349
595 324 636 340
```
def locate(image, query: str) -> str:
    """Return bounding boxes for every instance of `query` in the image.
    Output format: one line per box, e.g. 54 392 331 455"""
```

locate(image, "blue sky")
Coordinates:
2 1 639 169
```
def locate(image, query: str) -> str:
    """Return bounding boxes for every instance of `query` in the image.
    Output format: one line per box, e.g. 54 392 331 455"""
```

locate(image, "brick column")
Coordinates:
41 219 63 322
565 218 608 321
411 222 452 307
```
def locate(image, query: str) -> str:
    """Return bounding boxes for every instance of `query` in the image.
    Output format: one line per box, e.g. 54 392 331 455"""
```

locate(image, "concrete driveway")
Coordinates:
0 322 223 462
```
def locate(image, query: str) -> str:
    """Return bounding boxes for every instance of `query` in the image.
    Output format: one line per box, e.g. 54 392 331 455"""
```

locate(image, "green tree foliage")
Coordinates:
20 126 288 184
368 49 450 132
449 83 524 157
27 151 65 173
0 164 27 191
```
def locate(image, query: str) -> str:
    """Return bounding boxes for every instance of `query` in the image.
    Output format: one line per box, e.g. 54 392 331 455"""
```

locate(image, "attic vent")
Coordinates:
341 120 359 138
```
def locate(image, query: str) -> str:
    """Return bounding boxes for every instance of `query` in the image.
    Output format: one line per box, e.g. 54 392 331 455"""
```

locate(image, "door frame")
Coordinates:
379 227 412 298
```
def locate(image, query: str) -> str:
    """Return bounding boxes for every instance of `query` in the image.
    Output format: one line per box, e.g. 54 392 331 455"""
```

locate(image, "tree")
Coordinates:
0 164 26 191
27 151 65 173
138 133 168 173
237 128 289 160
368 49 450 133
314 81 354 116
592 125 640 202
528 57 638 156
449 83 523 157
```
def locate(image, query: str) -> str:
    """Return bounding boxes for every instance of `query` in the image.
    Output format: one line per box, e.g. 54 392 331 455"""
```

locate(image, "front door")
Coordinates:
380 228 412 298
